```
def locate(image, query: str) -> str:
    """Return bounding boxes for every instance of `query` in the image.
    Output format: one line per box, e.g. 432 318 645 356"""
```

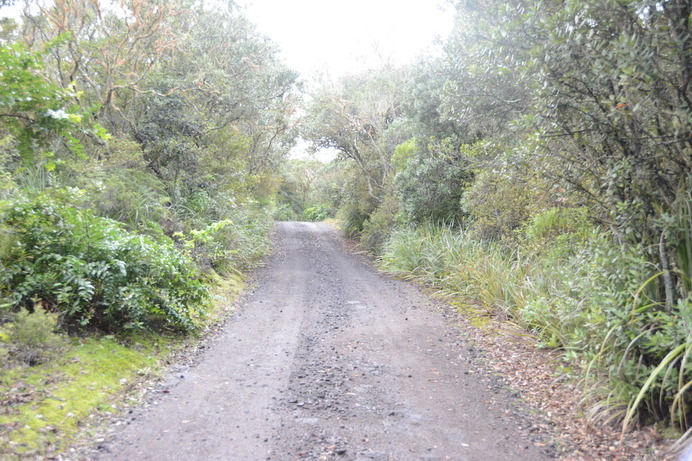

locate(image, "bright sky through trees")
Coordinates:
242 0 454 78
1 1 454 78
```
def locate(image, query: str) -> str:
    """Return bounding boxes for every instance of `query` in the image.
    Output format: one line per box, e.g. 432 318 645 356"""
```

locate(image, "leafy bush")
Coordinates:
338 203 371 238
519 207 593 263
303 204 331 222
333 169 378 238
0 193 209 332
89 168 171 230
175 207 272 274
543 235 691 431
272 203 298 221
6 305 68 365
394 138 472 224
462 167 536 240
361 196 399 254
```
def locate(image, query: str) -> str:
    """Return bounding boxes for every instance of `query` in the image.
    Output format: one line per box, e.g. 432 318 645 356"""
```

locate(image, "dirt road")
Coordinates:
94 222 552 460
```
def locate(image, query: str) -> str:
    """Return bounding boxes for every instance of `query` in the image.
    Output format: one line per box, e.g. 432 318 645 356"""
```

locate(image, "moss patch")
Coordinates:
0 334 172 459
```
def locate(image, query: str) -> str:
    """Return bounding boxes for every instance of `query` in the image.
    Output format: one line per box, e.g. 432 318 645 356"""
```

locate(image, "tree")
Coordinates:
518 0 692 306
19 0 181 135
394 138 472 224
440 1 533 141
303 68 410 203
0 41 89 166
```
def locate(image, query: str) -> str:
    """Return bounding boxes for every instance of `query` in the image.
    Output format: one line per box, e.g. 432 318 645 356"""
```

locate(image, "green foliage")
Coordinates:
519 207 593 262
381 224 532 315
546 235 692 431
272 203 298 221
360 195 399 253
338 203 371 238
666 177 692 300
330 165 380 238
303 204 331 222
5 305 67 366
135 92 203 185
90 168 171 230
394 138 472 224
275 159 330 220
462 165 539 241
303 67 412 221
0 42 90 166
174 207 272 273
0 193 209 332
391 138 416 172
403 62 466 141
0 1 289 340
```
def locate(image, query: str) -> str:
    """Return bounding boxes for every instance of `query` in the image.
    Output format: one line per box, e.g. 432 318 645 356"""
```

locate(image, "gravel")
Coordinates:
84 222 555 461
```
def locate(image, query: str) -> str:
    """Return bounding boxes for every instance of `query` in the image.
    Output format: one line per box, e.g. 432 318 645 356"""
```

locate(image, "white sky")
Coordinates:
241 0 454 79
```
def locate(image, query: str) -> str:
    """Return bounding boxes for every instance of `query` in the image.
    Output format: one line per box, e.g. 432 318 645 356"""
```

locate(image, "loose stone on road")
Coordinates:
94 222 552 460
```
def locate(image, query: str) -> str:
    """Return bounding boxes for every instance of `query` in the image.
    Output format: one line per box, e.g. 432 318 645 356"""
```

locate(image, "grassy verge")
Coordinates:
378 223 690 445
0 334 172 459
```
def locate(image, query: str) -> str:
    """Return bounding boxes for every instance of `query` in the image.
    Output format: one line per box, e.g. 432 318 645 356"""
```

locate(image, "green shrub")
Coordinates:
361 197 399 254
90 168 171 229
462 168 536 240
379 225 429 277
174 208 272 274
303 204 331 222
217 206 273 269
338 203 370 238
547 234 691 430
394 138 472 224
272 203 298 221
519 206 594 264
0 193 209 332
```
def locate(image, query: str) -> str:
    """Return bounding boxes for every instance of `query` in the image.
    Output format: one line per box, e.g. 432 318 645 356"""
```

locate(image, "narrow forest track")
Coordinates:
91 222 553 460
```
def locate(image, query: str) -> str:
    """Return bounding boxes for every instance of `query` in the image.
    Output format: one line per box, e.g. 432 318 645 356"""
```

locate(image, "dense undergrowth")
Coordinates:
0 186 272 457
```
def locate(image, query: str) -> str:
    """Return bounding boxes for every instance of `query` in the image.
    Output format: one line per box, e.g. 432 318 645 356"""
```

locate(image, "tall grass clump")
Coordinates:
380 212 692 436
380 223 537 318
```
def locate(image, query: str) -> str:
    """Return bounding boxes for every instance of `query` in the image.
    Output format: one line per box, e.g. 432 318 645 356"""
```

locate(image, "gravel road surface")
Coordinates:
94 222 552 460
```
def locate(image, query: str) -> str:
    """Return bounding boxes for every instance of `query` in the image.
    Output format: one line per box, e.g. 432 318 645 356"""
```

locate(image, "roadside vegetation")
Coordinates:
0 0 294 457
297 0 692 451
1 0 690 457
